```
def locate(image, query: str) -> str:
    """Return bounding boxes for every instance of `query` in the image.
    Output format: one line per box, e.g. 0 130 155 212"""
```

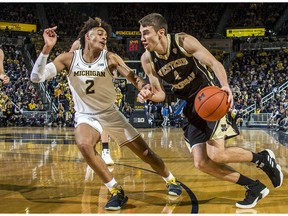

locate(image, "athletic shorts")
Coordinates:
74 104 140 147
182 102 240 152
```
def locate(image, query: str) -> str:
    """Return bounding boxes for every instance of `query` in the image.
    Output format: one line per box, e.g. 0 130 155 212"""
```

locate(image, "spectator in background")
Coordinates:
115 86 123 109
0 104 6 127
18 113 28 126
147 101 156 120
278 109 288 132
121 102 133 119
36 100 45 111
161 102 172 127
28 99 37 111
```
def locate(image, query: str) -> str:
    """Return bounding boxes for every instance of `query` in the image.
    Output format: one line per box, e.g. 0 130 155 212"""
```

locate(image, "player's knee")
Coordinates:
208 153 226 163
194 158 209 171
207 150 226 163
76 138 93 154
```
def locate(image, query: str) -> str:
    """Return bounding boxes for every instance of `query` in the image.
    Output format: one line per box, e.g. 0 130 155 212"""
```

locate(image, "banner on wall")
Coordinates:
226 28 266 37
0 22 37 32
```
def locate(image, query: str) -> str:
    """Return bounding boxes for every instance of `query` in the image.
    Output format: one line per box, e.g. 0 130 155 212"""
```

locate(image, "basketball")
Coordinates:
194 86 230 121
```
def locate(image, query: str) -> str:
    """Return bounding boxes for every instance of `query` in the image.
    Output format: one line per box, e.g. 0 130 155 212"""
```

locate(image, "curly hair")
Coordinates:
77 17 112 48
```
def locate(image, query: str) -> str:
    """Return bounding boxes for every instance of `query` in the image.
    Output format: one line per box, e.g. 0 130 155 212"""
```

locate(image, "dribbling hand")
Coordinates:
221 85 233 110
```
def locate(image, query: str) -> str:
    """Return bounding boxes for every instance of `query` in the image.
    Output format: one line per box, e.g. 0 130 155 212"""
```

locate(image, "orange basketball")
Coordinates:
194 86 230 121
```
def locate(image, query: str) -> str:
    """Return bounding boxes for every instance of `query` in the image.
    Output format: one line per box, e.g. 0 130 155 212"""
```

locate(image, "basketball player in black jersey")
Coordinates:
137 13 283 209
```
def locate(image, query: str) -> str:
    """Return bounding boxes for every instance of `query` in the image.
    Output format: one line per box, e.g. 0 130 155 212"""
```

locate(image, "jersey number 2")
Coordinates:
85 80 95 94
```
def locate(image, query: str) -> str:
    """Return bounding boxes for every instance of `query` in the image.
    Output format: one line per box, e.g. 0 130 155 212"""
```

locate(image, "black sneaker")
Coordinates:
105 186 128 211
236 180 269 209
257 149 283 188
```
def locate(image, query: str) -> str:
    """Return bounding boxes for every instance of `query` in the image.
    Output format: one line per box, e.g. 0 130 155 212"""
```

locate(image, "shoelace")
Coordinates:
243 189 252 201
110 188 121 196
167 178 178 186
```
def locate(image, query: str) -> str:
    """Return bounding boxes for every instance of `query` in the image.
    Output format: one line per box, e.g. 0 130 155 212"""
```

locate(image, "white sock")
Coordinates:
162 172 174 182
104 178 118 190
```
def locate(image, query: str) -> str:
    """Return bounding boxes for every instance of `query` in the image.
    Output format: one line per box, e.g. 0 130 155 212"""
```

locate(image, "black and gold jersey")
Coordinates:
149 33 220 102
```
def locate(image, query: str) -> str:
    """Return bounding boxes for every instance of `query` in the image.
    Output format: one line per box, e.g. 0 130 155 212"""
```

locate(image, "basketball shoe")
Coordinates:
102 149 114 165
256 149 283 188
166 177 182 196
105 185 128 211
236 180 269 209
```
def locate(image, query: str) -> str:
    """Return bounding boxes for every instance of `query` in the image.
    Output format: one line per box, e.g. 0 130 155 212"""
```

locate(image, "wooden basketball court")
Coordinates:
0 127 287 213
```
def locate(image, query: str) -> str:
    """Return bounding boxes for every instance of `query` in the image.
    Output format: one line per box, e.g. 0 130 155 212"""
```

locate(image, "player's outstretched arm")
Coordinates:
30 26 70 83
107 52 147 90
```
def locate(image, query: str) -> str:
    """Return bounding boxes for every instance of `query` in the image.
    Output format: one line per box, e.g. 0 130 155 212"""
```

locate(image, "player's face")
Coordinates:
86 27 107 50
140 25 160 52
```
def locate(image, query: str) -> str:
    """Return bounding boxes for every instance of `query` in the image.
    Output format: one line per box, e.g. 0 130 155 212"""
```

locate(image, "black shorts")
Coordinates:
182 101 240 151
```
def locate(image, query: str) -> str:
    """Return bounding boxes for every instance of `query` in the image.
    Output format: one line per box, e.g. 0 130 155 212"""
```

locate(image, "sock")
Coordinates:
102 142 109 150
236 174 256 186
251 152 264 164
104 178 118 190
162 172 174 182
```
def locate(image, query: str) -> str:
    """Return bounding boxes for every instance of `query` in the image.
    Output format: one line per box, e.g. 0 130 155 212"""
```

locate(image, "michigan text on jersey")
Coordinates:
73 71 105 76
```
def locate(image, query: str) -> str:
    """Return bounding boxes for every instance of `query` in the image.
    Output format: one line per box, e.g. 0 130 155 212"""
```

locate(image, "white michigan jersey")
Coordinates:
68 49 116 113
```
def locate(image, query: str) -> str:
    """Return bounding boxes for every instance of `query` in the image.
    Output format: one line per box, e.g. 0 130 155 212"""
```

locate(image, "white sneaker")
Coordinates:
102 149 114 165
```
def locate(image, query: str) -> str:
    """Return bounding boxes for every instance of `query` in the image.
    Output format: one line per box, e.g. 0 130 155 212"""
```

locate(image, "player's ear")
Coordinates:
85 32 90 41
158 28 165 37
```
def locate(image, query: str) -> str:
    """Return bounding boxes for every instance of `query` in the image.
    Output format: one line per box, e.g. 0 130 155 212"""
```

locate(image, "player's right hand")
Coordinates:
137 86 153 103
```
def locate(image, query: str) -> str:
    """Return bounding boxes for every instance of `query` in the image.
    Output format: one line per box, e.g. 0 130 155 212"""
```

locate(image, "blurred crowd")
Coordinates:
0 3 287 131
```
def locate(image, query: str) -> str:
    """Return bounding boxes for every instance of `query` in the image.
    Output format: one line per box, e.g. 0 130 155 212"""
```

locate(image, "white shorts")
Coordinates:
74 105 140 146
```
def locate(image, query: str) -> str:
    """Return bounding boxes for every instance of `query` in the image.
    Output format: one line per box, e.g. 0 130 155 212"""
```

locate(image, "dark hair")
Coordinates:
138 13 168 35
77 17 112 48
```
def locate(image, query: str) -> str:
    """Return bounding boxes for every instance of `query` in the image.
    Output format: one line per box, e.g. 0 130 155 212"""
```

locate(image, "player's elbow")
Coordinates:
30 73 42 83
153 95 166 103
157 93 166 102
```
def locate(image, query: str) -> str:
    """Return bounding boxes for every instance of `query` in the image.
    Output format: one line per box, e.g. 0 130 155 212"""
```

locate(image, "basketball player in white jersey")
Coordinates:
70 39 114 166
30 17 182 211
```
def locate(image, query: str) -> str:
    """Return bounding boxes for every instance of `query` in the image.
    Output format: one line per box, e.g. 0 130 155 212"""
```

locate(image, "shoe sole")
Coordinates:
168 191 181 196
236 187 270 209
264 149 283 188
105 196 128 211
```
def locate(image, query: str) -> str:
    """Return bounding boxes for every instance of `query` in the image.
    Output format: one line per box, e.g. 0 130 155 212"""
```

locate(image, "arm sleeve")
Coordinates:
30 53 57 83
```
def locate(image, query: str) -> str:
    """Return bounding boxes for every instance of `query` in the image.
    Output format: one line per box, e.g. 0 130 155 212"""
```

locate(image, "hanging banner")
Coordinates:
226 28 265 37
0 22 37 32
